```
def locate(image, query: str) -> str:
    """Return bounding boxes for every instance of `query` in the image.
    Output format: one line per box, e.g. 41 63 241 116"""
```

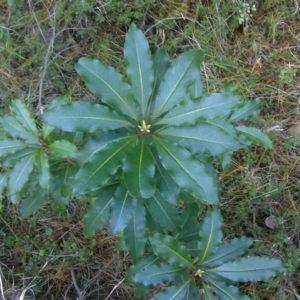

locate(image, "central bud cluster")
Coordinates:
138 120 151 133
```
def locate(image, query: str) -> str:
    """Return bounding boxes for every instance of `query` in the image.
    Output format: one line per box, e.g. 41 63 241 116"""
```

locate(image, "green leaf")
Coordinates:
177 223 201 244
124 23 153 117
8 151 37 196
147 49 170 114
2 147 39 167
203 237 253 268
177 203 199 234
153 152 180 205
158 122 241 156
188 77 203 99
202 283 218 300
0 173 8 194
75 58 137 120
10 100 38 138
74 136 135 194
49 140 77 159
0 140 31 157
35 150 50 189
218 152 232 170
123 139 155 198
83 184 117 236
237 126 272 148
154 137 218 204
198 208 223 264
109 182 137 235
132 263 185 286
152 280 193 300
229 98 262 123
158 93 240 126
152 49 204 120
205 280 249 300
149 233 194 268
124 201 147 264
42 102 132 133
210 256 286 282
144 191 180 232
0 116 39 143
20 188 47 218
47 95 68 109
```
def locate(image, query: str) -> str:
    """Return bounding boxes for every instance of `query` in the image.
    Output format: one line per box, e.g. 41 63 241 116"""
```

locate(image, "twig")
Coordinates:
104 278 124 300
71 270 84 299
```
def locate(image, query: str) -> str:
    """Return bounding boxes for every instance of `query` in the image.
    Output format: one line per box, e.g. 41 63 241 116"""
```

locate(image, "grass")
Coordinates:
0 0 300 299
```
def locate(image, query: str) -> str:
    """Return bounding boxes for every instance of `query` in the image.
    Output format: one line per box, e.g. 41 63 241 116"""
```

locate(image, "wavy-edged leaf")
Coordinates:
176 203 199 235
154 137 218 204
202 283 218 300
205 280 249 300
2 147 39 167
198 208 223 264
123 139 155 198
237 126 272 148
74 135 135 194
0 140 31 157
0 173 8 194
149 233 194 268
20 187 47 218
177 223 201 244
158 122 241 156
203 237 253 268
210 256 285 282
132 263 185 286
124 201 147 264
229 98 262 123
35 150 50 189
109 182 137 234
8 150 37 196
49 140 77 159
43 102 132 133
147 49 170 114
0 116 39 143
10 100 38 137
144 190 180 232
83 183 118 236
152 279 193 300
153 151 180 205
152 50 204 120
158 93 240 126
75 58 137 120
188 77 203 99
125 23 153 117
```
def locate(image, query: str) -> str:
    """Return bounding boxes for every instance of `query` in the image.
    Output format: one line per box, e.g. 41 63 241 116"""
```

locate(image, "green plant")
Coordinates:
0 23 285 299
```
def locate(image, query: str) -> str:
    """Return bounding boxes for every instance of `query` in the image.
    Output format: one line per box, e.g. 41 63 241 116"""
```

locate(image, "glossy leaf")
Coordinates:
43 102 132 133
218 152 232 170
132 263 185 286
177 223 201 244
144 191 180 232
202 284 218 300
152 280 192 300
8 151 37 196
229 98 262 123
124 201 147 264
152 49 204 120
203 237 253 268
0 116 38 143
125 23 153 117
188 77 203 99
149 233 194 268
147 49 170 114
109 182 137 234
0 173 8 194
153 152 180 205
237 126 272 148
158 122 241 156
154 137 218 204
210 256 286 282
177 203 199 233
75 58 137 120
158 93 240 126
0 140 31 157
74 136 135 194
207 280 250 300
10 100 38 137
49 140 77 159
83 184 117 236
198 208 223 264
123 139 155 198
35 150 50 189
20 188 47 218
2 147 38 167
